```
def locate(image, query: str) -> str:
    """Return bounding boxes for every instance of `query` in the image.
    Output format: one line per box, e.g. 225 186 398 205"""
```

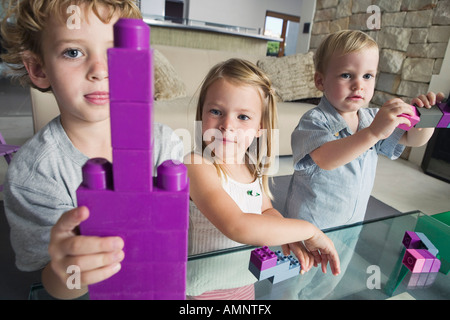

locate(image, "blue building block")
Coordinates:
416 232 439 257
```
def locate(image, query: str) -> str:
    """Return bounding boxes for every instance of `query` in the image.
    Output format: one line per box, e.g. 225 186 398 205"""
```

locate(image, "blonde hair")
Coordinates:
0 0 142 90
196 58 278 199
314 30 378 75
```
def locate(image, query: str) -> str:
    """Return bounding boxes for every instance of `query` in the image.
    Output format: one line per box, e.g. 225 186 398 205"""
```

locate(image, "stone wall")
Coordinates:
311 0 450 108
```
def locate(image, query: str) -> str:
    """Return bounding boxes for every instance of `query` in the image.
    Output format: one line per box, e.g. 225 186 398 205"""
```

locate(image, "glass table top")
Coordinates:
186 211 449 300
29 211 449 300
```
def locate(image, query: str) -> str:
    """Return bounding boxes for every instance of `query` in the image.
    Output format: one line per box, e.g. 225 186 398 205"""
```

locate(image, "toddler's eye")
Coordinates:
63 48 83 59
363 73 374 80
340 73 351 79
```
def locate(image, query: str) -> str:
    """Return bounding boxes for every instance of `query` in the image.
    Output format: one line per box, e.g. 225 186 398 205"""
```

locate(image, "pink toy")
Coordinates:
402 249 441 273
398 97 450 130
77 19 189 300
398 105 420 131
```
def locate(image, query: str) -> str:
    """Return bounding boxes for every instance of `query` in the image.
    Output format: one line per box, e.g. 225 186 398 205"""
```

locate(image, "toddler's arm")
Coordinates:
399 91 445 146
310 98 413 170
42 206 124 299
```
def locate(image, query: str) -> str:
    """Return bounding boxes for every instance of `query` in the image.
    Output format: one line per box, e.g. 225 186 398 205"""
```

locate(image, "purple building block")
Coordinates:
402 231 423 249
398 105 420 131
436 99 450 128
250 246 277 271
77 19 189 300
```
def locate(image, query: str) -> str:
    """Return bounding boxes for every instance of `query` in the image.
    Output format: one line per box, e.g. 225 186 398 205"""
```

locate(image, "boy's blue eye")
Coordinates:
340 73 351 79
363 74 374 79
63 48 83 59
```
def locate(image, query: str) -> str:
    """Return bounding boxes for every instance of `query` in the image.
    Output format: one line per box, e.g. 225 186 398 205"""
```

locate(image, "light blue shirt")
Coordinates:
284 96 405 230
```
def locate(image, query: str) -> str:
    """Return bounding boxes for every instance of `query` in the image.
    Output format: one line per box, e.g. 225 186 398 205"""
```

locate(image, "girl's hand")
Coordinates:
303 230 341 276
281 242 316 274
48 206 124 289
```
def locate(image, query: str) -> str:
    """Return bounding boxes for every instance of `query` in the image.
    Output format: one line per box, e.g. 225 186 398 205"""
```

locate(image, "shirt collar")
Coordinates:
317 96 372 134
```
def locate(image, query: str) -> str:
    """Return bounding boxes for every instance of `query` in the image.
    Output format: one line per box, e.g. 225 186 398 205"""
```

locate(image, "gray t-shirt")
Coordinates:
4 116 184 271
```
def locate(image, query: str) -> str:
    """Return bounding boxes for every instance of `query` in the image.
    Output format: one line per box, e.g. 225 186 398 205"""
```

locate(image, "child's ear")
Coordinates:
22 51 51 90
314 72 325 92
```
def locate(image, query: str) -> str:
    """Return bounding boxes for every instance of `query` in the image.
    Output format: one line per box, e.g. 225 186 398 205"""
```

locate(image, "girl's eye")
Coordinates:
209 109 221 116
340 73 351 79
63 48 83 59
238 114 250 121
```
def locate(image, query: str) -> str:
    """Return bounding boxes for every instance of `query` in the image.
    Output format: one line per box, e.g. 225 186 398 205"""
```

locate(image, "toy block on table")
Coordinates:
402 230 423 249
416 232 439 257
248 247 301 284
76 19 189 300
402 231 439 256
402 249 441 273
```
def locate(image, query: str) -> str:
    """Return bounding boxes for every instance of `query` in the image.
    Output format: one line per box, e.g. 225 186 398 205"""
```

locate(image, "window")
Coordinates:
264 11 300 57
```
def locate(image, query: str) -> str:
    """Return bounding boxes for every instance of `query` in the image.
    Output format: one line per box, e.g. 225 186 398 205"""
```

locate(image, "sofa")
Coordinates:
30 44 322 156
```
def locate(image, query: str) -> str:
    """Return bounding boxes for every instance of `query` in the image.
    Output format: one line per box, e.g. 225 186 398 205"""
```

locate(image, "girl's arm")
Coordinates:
186 153 340 274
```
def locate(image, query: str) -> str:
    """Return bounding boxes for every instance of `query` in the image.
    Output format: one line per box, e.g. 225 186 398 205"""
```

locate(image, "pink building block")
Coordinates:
76 19 189 300
398 105 420 131
402 249 441 273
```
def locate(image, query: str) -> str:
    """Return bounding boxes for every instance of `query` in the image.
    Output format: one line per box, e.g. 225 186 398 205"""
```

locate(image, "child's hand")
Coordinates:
412 91 445 108
281 242 316 274
48 206 124 290
303 230 340 275
369 98 413 140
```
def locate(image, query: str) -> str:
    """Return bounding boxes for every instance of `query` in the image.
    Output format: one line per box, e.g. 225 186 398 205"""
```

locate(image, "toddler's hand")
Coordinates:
304 230 340 275
369 98 413 140
48 206 124 289
412 91 445 108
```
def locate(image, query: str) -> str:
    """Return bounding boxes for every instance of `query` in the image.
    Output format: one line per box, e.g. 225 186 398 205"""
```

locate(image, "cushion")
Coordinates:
257 52 322 102
153 49 187 101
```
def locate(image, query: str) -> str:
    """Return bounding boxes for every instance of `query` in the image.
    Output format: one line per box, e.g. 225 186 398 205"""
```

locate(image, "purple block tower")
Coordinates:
76 19 189 300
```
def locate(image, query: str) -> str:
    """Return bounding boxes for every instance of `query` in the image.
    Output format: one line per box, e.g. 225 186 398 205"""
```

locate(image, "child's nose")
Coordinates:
352 79 363 91
219 117 234 132
87 59 108 81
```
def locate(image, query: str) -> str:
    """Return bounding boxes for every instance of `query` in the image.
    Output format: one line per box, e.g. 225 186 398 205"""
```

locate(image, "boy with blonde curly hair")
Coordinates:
1 0 183 299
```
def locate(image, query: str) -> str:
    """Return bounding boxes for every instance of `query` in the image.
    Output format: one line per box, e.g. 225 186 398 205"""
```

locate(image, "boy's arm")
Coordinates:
310 127 379 170
311 99 413 170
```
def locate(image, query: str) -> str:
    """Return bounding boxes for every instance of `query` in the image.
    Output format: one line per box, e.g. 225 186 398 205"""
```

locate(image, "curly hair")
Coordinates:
0 0 141 88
